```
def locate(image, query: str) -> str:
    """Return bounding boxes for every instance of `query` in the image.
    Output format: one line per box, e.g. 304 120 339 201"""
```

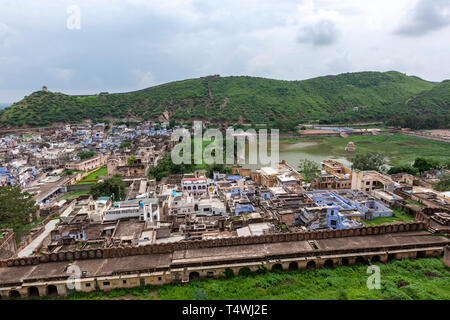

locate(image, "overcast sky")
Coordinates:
0 0 449 102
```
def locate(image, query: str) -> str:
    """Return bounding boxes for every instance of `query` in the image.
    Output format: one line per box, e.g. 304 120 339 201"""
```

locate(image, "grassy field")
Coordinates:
363 208 415 226
75 166 108 185
43 257 450 300
280 133 450 166
58 189 90 201
83 166 108 180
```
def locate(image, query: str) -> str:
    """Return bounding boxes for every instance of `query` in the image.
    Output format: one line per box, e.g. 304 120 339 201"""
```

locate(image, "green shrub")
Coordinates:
224 268 235 279
238 267 253 277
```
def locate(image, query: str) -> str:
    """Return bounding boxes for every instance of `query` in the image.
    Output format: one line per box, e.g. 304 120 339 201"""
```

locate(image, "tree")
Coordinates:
127 155 137 165
388 165 419 176
298 159 320 187
433 174 450 192
148 153 196 181
206 163 232 179
413 157 440 173
0 185 37 231
89 175 126 201
169 119 177 129
351 152 387 172
77 150 95 160
119 140 131 149
273 119 298 133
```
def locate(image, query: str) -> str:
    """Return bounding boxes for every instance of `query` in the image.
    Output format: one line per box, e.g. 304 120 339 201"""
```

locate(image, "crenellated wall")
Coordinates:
3 221 428 268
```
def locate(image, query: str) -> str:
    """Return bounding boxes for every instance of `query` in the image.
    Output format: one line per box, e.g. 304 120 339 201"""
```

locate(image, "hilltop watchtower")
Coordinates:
42 86 49 92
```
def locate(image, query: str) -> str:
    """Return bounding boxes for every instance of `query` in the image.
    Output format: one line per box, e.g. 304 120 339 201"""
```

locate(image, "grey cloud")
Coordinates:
1 1 450 102
297 19 340 46
395 0 450 36
0 23 15 47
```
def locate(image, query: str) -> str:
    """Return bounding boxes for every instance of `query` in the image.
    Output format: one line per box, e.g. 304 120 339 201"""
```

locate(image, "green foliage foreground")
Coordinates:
59 258 450 300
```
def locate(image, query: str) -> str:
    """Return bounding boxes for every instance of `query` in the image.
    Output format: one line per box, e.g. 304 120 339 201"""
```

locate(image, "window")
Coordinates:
123 280 127 284
85 283 91 287
103 281 110 286
158 277 162 281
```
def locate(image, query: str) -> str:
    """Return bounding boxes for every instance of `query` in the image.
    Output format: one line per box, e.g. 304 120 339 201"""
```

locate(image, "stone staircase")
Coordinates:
427 226 437 234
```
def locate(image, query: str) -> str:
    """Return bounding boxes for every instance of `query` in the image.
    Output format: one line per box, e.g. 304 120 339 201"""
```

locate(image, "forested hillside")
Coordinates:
386 80 450 129
0 71 446 128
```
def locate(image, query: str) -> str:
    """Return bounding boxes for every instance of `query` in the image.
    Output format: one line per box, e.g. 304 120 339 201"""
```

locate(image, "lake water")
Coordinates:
241 141 353 170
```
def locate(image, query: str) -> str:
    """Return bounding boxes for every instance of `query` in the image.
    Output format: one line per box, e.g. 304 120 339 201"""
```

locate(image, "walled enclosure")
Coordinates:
1 221 449 299
0 221 428 267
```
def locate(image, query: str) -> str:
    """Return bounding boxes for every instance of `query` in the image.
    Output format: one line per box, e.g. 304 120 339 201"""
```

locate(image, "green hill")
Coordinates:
385 80 450 129
0 71 445 128
404 80 450 114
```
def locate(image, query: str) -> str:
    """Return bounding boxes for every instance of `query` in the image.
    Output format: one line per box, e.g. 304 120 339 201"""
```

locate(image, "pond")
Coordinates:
241 141 353 170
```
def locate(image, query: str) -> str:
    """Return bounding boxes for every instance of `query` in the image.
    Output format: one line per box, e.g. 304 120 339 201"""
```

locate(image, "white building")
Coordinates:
181 177 208 196
104 198 159 222
169 193 195 215
236 223 274 237
197 197 227 216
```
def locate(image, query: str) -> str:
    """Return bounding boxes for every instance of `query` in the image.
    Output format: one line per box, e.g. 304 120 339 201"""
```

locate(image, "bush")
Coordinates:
224 268 235 279
254 265 268 275
192 287 209 300
238 267 252 277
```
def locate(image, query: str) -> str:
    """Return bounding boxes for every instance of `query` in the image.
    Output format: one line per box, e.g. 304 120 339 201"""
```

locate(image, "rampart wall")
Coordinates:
0 221 428 268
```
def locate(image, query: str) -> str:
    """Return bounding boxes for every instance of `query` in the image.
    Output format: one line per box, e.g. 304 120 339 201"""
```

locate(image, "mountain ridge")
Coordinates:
0 71 448 128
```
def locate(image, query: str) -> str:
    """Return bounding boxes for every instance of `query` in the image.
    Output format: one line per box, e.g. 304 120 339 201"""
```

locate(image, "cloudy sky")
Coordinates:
0 0 449 102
